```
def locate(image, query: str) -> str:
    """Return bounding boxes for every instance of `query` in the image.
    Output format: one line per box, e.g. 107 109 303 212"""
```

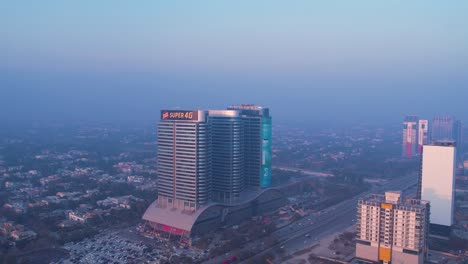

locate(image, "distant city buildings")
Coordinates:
419 140 456 234
0 219 37 242
355 191 430 264
402 115 463 158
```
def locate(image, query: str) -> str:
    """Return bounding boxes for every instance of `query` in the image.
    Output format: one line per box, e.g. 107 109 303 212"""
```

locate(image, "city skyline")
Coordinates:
0 103 467 263
2 1 468 263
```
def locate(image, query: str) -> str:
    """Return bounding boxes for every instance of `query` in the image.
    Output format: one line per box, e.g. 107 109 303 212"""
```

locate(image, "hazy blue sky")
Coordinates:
2 1 468 124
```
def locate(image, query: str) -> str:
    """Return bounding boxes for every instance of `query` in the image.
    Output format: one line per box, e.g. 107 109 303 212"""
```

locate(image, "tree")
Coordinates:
3 253 17 264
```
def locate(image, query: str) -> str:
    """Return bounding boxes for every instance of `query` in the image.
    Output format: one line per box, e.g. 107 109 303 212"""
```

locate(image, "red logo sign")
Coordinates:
162 112 169 119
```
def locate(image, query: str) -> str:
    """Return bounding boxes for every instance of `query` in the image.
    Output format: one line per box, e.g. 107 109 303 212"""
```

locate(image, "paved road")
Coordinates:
273 166 334 177
240 174 418 263
203 174 418 264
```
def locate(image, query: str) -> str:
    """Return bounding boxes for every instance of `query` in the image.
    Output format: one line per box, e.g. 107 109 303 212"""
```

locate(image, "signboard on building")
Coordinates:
161 110 199 121
161 224 186 235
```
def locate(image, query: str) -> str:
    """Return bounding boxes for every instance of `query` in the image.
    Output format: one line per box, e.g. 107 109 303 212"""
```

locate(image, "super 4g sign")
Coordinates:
161 110 198 121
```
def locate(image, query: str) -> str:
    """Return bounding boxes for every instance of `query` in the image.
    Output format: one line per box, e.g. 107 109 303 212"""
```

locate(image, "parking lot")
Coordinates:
54 226 204 263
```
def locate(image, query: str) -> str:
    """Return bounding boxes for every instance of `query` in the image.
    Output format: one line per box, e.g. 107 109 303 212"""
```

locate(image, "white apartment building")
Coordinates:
420 140 456 228
356 191 430 264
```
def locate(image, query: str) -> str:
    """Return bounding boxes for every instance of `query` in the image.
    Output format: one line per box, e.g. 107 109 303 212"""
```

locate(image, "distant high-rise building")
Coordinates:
228 104 272 189
430 115 462 164
156 110 211 210
355 191 430 264
419 140 456 232
417 119 429 154
454 120 462 148
402 116 419 157
431 115 455 141
431 115 462 150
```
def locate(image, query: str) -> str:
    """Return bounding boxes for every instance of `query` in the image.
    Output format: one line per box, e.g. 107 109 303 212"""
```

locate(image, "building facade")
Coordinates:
420 141 456 230
454 120 463 152
209 110 244 203
156 110 211 211
431 115 462 153
402 116 419 157
417 119 429 154
356 191 430 264
228 104 272 188
431 115 455 141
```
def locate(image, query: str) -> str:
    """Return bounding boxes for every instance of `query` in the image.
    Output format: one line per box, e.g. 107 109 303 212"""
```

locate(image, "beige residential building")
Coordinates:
355 191 430 264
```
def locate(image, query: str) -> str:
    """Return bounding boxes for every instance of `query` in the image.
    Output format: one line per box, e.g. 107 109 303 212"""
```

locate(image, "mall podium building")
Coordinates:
142 106 283 244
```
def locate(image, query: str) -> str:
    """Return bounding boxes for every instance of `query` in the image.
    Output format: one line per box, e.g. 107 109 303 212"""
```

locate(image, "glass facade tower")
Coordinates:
209 110 244 203
157 110 211 210
228 104 272 189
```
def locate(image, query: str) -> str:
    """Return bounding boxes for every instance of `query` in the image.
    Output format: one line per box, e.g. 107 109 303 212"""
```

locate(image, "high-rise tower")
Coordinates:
156 110 211 210
454 120 463 150
431 115 455 141
420 140 456 233
209 110 244 203
417 119 429 154
228 104 272 188
402 116 418 157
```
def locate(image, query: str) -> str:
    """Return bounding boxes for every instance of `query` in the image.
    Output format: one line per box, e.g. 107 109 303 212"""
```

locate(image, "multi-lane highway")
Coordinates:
240 174 418 263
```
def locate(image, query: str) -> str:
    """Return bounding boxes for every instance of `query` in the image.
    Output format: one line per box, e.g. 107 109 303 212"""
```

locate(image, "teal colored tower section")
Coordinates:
261 116 272 188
